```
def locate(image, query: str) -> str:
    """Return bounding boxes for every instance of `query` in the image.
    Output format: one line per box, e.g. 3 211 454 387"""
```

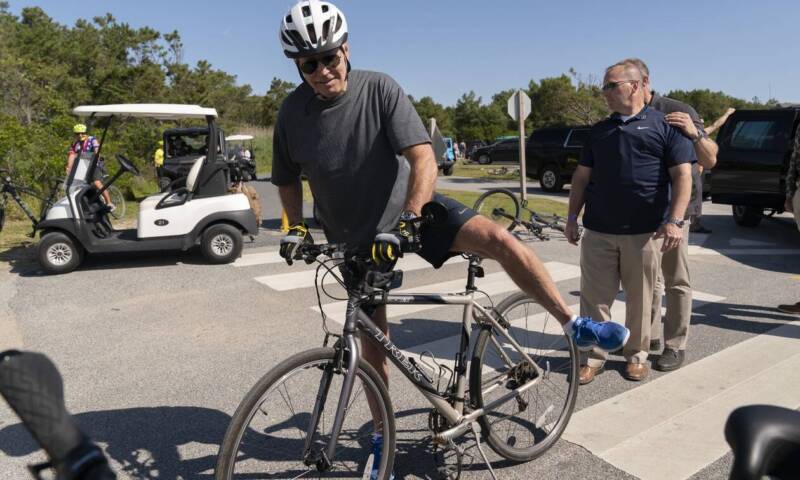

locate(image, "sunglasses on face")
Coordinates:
602 79 638 91
298 52 342 75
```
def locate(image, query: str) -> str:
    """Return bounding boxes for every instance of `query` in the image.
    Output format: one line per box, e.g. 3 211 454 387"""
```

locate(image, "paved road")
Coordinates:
1 179 799 479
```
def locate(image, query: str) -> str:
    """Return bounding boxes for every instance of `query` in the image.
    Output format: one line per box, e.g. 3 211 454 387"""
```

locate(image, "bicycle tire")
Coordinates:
106 186 126 221
473 188 520 232
469 292 579 462
216 347 396 479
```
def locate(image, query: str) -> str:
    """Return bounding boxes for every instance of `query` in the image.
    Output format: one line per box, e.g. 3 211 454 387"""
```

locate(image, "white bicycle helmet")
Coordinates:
279 0 348 58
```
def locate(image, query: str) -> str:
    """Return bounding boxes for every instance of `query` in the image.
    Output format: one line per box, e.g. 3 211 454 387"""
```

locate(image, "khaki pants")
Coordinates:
651 222 692 351
580 229 661 367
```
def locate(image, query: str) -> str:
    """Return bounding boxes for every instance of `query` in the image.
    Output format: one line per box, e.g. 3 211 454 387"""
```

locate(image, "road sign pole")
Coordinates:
518 91 527 203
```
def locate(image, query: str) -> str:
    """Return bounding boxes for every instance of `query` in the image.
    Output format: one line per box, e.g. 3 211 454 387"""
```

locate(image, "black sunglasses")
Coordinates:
298 52 342 75
602 79 638 91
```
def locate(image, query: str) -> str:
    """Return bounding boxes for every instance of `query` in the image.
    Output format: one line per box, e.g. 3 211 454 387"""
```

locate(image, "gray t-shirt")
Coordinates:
649 92 706 218
272 70 431 247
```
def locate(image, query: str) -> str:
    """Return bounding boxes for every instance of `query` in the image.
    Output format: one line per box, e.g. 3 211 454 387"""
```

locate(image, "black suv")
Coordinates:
526 126 590 192
470 138 520 165
710 106 799 227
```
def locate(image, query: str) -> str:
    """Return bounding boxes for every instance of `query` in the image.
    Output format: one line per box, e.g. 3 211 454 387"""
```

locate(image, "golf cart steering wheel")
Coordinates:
115 154 140 175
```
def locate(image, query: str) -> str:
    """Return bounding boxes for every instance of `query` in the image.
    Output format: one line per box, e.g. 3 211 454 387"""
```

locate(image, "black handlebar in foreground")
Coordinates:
0 351 115 479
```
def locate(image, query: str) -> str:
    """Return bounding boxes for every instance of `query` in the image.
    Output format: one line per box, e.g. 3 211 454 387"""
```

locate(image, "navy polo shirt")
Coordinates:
579 105 696 234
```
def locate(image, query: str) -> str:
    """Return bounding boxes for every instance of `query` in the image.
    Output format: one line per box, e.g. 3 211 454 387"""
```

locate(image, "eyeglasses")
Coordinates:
298 52 342 75
602 79 638 91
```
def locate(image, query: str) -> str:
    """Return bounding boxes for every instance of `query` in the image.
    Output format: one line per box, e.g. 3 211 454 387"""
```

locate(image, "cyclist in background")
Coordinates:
67 124 113 210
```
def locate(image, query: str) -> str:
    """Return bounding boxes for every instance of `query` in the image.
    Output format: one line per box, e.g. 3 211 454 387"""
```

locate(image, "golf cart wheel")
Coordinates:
201 223 243 264
732 205 762 227
38 231 83 274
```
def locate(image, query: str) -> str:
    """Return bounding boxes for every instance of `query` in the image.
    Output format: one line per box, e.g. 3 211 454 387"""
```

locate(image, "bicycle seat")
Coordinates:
725 405 800 479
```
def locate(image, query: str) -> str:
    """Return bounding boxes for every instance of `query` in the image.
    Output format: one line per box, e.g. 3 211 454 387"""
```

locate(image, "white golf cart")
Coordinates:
36 104 259 274
225 134 257 182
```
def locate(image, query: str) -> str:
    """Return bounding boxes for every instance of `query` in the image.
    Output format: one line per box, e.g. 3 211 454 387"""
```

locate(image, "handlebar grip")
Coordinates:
0 351 84 462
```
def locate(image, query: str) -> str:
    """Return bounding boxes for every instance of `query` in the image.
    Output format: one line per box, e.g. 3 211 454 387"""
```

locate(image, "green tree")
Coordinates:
260 77 296 127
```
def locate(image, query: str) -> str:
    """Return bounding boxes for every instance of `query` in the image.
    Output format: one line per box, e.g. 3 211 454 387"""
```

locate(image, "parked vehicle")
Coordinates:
160 127 211 191
471 137 520 165
36 104 259 274
226 134 257 182
439 137 455 176
710 106 800 227
526 126 590 192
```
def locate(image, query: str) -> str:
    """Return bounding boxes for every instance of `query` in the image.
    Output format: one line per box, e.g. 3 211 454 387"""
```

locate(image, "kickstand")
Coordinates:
469 423 498 480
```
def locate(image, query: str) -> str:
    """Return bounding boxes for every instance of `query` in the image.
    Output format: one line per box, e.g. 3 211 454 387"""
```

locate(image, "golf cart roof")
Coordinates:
226 134 254 141
72 104 218 120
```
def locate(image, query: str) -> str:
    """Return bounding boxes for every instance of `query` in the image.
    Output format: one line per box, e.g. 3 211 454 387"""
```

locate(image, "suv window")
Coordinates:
565 129 590 148
727 119 788 151
529 129 567 147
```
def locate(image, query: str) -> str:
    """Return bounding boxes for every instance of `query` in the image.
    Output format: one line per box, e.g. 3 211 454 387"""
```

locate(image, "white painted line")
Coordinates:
400 289 721 381
310 262 581 325
254 254 467 292
728 238 775 247
689 247 800 256
233 250 283 267
561 318 800 480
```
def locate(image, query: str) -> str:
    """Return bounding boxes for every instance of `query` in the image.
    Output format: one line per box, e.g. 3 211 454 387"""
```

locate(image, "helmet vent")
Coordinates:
301 5 311 16
334 15 342 33
285 14 292 23
287 30 307 48
322 4 329 12
321 19 330 40
307 24 318 44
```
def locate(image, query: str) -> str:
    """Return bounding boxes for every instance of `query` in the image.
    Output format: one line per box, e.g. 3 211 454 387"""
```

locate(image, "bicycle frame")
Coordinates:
312 261 546 465
0 178 61 234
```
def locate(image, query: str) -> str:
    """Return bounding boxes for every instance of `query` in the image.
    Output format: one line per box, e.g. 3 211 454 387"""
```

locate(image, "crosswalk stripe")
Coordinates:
401 290 724 375
233 250 283 267
561 312 800 480
689 246 800 256
253 254 467 291
310 262 581 324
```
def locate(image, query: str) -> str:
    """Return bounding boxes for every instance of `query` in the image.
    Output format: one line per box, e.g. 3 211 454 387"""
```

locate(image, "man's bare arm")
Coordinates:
400 143 438 215
695 137 718 170
278 179 304 225
567 165 591 218
667 162 692 220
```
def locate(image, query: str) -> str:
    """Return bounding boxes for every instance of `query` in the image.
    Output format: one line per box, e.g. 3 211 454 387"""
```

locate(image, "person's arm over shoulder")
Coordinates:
376 72 430 153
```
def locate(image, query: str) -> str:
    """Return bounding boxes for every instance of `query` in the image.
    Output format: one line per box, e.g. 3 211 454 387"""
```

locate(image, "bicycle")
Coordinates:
0 169 63 237
473 188 578 242
97 170 126 222
215 202 580 479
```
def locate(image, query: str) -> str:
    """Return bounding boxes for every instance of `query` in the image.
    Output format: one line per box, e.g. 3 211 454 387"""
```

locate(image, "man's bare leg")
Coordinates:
451 215 574 324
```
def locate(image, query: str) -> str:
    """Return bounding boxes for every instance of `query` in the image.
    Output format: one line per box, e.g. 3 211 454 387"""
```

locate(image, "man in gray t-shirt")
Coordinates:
273 2 630 476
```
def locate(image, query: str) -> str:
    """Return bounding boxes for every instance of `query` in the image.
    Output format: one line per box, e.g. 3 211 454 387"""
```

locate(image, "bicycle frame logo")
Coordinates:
372 330 423 383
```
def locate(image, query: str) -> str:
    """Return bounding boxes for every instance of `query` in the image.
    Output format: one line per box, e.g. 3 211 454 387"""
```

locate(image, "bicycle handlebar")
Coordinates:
0 351 115 479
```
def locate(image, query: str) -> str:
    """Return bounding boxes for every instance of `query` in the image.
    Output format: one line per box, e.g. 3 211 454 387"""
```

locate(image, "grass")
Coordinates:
452 162 522 182
438 188 567 217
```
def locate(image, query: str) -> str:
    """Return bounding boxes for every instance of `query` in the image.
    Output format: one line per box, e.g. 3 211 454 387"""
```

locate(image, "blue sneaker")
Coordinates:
369 433 394 480
572 317 630 352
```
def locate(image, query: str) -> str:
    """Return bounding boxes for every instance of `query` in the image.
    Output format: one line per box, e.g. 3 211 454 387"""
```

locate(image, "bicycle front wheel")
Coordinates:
106 185 126 221
469 292 579 462
473 188 520 232
216 347 396 479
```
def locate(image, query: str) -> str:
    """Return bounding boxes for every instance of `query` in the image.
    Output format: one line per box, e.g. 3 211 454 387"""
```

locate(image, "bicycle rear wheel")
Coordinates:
469 293 579 462
106 186 126 222
473 188 520 232
216 347 395 479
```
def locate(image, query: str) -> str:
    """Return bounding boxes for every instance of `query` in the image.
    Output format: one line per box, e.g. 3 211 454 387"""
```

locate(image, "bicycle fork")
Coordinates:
303 297 362 472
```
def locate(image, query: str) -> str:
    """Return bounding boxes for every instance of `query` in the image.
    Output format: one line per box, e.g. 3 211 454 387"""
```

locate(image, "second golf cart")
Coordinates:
225 134 257 182
36 104 259 274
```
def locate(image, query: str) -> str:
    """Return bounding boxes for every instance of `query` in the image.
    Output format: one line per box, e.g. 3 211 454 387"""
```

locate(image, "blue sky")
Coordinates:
7 1 799 106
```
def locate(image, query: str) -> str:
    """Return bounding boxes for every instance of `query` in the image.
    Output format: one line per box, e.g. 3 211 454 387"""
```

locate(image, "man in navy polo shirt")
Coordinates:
565 60 695 384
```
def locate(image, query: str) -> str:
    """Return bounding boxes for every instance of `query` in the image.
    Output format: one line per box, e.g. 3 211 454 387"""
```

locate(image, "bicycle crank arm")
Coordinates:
433 375 542 444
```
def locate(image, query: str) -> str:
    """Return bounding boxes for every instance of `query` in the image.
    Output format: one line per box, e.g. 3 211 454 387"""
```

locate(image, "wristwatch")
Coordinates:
664 218 685 228
692 131 704 143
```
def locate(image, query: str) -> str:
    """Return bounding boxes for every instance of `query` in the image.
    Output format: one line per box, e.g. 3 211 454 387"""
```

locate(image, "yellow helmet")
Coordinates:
158 140 164 146
73 124 87 134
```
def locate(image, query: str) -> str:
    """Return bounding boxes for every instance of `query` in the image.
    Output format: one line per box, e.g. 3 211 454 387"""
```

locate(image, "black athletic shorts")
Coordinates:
417 192 477 268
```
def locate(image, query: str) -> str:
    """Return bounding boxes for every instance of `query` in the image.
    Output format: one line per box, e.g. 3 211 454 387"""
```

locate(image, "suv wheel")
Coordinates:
539 164 564 192
477 154 492 165
732 205 763 227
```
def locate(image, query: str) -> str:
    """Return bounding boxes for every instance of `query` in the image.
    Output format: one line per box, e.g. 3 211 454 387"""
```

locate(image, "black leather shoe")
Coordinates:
690 224 712 234
650 339 662 352
655 348 685 372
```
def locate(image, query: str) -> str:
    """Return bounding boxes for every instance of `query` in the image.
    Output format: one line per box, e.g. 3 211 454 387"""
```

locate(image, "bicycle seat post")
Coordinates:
465 254 484 292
